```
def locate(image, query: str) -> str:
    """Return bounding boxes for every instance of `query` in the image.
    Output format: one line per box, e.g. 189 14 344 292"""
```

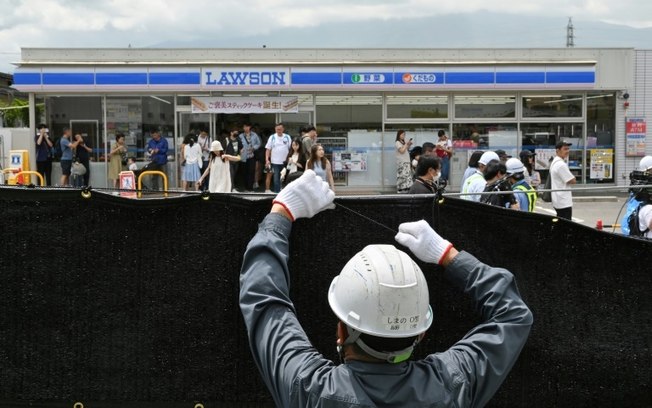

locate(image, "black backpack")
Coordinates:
627 203 650 237
51 138 63 159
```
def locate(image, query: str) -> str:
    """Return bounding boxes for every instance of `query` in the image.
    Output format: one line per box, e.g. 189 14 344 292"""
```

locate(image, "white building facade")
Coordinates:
12 47 644 191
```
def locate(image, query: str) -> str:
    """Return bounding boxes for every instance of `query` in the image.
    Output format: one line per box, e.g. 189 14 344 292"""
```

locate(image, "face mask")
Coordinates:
412 159 418 168
432 172 440 182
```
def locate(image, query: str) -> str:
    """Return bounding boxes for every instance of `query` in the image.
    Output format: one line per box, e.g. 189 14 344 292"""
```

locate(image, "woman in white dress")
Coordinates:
197 140 240 193
181 134 203 191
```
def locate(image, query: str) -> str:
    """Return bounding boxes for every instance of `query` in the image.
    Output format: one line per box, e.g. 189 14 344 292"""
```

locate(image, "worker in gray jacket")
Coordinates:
239 170 533 407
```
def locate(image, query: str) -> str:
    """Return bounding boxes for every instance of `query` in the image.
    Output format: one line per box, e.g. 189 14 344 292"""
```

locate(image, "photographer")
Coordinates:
481 160 519 210
34 124 53 185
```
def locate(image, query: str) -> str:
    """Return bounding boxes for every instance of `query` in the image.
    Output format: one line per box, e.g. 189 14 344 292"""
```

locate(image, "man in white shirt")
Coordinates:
265 122 292 193
550 140 576 220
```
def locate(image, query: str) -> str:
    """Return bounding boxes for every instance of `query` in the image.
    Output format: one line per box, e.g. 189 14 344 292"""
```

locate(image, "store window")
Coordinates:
316 95 382 187
45 96 103 162
386 95 448 119
105 96 174 163
522 94 582 118
521 122 584 181
586 92 616 183
454 95 516 118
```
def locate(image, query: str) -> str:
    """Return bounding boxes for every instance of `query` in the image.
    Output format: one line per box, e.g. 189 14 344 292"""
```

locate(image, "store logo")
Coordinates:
351 73 386 84
402 73 437 84
205 71 286 86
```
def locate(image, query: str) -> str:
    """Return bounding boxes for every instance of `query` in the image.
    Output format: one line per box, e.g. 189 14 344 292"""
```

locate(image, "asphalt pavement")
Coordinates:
534 194 629 232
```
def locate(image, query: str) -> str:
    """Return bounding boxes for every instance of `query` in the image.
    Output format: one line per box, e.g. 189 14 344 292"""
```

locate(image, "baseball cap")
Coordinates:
519 150 535 159
494 149 512 160
555 140 572 149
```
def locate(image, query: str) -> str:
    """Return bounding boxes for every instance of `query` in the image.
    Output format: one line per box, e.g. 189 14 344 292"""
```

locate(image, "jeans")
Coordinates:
272 163 284 193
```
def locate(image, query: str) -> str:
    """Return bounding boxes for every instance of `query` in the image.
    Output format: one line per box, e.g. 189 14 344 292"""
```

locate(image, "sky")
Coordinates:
1 0 650 74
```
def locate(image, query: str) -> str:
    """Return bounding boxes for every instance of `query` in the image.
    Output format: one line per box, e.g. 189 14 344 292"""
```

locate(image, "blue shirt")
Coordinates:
60 137 73 161
34 135 51 162
239 131 261 161
147 137 168 165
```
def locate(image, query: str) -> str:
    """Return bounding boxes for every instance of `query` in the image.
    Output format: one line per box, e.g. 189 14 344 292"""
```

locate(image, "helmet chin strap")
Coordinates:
341 327 419 364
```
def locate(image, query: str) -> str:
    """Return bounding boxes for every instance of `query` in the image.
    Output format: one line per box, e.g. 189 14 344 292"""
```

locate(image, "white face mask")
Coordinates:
412 159 418 168
432 171 440 182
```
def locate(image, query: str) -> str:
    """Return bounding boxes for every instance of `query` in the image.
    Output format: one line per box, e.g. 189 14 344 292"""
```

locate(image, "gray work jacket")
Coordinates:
239 213 533 408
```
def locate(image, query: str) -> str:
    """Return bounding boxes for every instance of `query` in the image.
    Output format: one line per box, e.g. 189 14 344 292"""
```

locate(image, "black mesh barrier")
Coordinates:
0 186 650 408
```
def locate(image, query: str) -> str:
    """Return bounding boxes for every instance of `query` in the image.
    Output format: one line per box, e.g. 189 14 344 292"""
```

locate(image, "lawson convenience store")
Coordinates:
12 47 634 191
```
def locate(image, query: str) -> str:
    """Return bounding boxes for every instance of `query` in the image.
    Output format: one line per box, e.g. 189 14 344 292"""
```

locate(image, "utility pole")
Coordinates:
566 17 575 48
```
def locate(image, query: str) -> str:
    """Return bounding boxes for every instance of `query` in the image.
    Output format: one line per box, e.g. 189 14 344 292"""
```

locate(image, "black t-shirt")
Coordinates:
408 178 437 194
481 179 516 208
75 141 90 162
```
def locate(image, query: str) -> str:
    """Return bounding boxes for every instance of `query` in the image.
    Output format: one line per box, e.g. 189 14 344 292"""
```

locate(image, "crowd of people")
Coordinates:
400 130 542 214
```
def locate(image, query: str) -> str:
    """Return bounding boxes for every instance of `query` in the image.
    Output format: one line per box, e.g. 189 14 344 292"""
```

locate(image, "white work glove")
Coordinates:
395 220 453 265
273 169 335 221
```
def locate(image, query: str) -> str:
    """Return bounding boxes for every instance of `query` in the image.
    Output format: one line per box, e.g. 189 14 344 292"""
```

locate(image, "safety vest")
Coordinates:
514 183 537 212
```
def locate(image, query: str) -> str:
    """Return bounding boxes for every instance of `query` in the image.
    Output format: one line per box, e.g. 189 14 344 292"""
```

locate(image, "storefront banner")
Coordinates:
589 149 614 180
332 151 368 172
625 117 646 157
190 96 299 113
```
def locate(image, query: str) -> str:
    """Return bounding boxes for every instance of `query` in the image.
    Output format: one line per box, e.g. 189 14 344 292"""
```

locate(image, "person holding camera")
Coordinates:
109 133 128 188
480 160 519 210
395 130 413 193
34 124 54 185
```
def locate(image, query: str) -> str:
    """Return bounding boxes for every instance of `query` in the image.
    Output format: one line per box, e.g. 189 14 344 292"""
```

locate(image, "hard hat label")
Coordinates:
384 315 420 332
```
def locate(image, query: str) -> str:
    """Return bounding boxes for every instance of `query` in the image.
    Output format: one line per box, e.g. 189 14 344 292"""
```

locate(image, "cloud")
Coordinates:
0 0 651 73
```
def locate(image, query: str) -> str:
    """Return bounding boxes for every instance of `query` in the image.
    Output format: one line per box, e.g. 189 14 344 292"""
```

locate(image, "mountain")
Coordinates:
152 11 648 49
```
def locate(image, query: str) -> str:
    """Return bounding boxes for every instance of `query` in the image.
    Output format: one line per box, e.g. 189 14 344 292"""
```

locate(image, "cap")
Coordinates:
494 149 512 160
478 151 500 165
519 150 535 159
555 140 572 149
210 140 224 152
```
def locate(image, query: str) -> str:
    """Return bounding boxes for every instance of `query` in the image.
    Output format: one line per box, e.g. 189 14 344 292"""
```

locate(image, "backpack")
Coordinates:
627 203 650 237
51 138 63 160
541 175 552 203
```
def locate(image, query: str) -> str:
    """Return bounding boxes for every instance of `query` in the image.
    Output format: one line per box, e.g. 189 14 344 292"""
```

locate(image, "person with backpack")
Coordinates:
624 156 652 239
58 127 79 186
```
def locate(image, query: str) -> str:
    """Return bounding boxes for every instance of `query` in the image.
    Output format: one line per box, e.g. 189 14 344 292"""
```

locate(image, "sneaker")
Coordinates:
264 189 273 194
253 182 259 189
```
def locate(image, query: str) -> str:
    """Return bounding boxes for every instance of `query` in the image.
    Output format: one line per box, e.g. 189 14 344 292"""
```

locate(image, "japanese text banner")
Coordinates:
191 96 299 113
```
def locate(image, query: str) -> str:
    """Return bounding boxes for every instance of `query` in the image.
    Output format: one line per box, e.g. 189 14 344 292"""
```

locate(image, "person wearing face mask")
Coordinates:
409 146 423 177
408 156 442 194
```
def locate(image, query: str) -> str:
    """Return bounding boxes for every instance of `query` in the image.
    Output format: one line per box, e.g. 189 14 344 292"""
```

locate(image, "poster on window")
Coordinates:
589 149 614 180
625 117 646 157
332 152 368 172
533 149 556 170
190 96 299 113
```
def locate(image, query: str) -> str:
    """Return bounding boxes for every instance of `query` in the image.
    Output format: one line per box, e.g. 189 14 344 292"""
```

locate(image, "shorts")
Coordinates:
60 160 72 176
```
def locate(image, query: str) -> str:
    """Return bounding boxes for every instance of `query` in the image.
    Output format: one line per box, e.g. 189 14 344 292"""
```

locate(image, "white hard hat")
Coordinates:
328 245 433 338
478 151 500 165
505 157 526 175
639 155 652 171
